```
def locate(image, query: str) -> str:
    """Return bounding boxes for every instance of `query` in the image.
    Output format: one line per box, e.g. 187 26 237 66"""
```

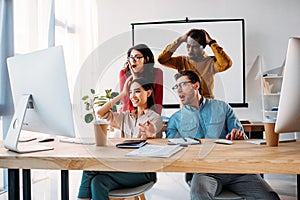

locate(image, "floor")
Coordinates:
0 171 297 200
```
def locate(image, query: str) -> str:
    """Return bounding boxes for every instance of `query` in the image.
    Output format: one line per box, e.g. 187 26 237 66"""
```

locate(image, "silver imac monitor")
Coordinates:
275 37 300 133
5 46 76 153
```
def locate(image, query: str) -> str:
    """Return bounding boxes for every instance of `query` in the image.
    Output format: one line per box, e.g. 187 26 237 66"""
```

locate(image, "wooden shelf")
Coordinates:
261 67 284 121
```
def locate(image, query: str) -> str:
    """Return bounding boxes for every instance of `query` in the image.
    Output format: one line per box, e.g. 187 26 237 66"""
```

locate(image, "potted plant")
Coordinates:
81 89 120 124
82 89 120 146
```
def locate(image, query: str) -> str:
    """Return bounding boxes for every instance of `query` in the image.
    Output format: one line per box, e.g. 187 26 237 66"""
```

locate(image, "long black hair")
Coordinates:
125 44 156 83
129 77 157 113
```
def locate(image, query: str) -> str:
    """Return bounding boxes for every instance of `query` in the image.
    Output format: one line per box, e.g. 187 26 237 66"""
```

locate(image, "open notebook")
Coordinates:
125 144 183 158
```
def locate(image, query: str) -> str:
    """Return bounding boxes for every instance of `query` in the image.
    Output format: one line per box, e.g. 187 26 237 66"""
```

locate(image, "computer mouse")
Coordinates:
38 137 55 143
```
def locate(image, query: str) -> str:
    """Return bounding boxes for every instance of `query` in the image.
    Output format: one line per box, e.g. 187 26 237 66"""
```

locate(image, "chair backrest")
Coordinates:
109 181 155 199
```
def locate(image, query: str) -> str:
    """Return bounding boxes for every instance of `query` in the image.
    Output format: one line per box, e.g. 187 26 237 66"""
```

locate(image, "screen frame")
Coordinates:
131 17 248 108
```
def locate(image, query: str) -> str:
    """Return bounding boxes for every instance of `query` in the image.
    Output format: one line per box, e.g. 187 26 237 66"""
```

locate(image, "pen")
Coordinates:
177 131 187 142
188 136 201 144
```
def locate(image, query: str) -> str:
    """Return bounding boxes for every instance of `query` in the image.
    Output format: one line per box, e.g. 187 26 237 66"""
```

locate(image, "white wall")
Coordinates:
94 0 300 120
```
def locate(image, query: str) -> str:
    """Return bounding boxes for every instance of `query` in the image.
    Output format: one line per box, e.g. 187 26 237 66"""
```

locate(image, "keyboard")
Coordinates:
59 137 95 145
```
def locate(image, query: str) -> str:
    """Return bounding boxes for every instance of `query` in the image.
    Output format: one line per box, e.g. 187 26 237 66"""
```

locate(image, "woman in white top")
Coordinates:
77 76 163 200
99 76 163 138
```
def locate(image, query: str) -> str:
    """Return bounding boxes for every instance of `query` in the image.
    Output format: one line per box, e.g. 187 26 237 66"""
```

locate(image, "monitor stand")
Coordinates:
4 94 54 153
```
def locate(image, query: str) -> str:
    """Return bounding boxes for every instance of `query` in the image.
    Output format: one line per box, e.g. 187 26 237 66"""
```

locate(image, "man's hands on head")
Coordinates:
180 29 213 46
226 128 245 140
200 29 212 44
180 28 199 42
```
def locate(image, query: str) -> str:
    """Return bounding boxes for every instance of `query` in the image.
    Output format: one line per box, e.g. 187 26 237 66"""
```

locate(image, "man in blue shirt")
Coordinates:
167 70 280 200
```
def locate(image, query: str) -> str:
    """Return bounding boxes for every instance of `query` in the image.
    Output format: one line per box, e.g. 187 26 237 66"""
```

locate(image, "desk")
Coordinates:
242 122 265 139
0 139 299 199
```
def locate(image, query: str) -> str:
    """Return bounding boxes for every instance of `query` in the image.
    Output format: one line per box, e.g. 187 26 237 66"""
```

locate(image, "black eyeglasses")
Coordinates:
172 81 193 90
127 55 144 62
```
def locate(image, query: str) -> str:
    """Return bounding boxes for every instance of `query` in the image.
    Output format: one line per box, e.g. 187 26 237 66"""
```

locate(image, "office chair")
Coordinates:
185 174 244 200
109 180 155 200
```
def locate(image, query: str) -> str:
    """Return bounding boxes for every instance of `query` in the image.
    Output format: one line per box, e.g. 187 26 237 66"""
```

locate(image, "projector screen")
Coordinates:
131 18 247 108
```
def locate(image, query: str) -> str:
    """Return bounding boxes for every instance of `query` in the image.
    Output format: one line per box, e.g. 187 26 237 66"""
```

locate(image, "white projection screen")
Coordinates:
131 18 247 109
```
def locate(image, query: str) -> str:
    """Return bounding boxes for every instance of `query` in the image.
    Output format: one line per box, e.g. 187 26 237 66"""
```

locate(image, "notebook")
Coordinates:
125 144 183 158
116 139 147 148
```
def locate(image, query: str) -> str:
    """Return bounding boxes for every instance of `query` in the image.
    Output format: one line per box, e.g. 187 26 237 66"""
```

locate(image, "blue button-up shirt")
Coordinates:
166 98 244 139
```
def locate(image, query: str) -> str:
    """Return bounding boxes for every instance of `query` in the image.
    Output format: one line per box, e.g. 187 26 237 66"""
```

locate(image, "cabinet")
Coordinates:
262 75 283 121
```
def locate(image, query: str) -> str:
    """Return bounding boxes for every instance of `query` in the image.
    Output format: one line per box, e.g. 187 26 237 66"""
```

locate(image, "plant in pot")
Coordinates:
82 89 120 145
82 89 120 123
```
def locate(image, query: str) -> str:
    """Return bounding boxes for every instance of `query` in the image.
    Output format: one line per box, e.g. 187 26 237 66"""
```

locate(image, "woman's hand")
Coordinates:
126 61 138 79
121 75 133 95
138 120 157 139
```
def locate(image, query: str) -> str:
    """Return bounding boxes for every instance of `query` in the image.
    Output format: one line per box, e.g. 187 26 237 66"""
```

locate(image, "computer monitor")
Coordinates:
4 46 76 153
275 37 300 133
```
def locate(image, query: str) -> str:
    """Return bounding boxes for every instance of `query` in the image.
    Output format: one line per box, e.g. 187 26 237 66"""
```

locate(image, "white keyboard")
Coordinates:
59 137 95 145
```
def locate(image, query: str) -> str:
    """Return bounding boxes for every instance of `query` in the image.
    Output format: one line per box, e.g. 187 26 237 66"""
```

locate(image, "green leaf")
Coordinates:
111 105 117 112
85 103 91 111
91 89 95 94
111 92 119 98
82 95 89 100
95 99 107 103
84 114 94 123
105 89 112 99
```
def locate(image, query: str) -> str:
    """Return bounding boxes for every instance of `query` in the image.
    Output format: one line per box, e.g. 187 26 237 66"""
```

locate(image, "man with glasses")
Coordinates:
158 29 232 99
166 70 280 200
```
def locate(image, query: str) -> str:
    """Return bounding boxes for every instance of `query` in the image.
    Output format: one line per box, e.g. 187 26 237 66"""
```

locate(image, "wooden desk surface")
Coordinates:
242 123 265 132
0 139 299 174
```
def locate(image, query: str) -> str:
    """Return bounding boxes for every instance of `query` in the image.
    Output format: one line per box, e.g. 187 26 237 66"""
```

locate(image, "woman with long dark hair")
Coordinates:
119 44 163 114
77 76 162 200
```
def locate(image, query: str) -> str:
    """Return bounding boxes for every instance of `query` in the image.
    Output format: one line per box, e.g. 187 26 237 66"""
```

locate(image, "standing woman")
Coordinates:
77 76 163 200
119 44 163 114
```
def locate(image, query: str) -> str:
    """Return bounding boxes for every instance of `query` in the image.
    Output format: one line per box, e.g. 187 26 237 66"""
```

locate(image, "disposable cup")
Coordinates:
264 122 279 146
94 121 109 146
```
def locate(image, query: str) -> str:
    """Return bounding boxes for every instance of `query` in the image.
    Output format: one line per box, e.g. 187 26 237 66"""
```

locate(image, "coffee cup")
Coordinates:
94 120 109 146
264 120 279 146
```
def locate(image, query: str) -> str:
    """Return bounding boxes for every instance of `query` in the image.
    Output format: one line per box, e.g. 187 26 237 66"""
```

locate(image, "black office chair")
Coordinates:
185 173 244 200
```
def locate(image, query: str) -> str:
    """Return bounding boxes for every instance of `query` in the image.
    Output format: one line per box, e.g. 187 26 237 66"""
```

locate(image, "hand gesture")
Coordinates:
180 28 199 42
138 120 157 139
226 128 245 140
200 29 212 44
122 75 133 95
125 61 139 79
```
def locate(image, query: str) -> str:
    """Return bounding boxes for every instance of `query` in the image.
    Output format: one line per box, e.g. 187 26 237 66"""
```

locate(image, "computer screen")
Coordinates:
275 37 300 133
4 46 75 153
